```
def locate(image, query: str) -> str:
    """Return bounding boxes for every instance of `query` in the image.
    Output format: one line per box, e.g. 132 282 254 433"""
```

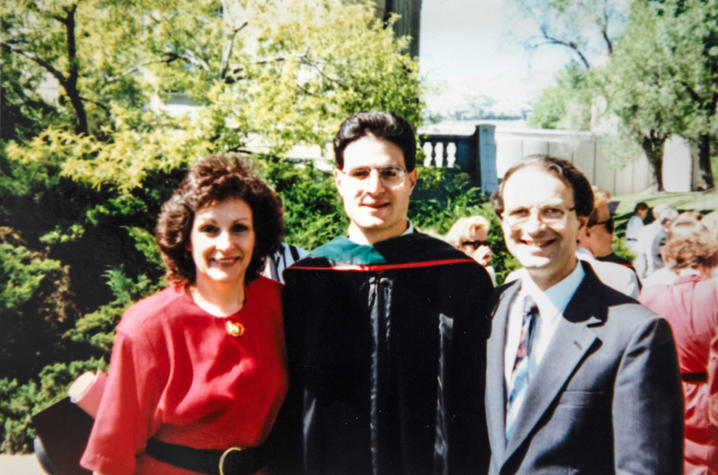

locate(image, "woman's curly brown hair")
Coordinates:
156 153 284 285
662 225 718 272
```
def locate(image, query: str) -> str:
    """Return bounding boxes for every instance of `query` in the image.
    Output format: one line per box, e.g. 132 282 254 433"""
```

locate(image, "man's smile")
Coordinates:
519 236 558 248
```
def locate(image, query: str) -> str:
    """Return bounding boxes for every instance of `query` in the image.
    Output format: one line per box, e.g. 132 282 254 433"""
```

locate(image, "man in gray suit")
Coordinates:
486 155 684 474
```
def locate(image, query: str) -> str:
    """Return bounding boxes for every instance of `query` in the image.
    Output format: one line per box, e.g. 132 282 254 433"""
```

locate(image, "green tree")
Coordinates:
0 0 423 313
602 1 673 190
1 0 423 191
604 0 718 190
516 0 630 130
528 63 598 130
511 0 630 68
524 0 717 190
653 0 718 189
0 241 79 380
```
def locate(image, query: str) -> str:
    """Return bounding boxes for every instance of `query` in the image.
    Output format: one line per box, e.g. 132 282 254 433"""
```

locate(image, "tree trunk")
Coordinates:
61 4 88 135
642 133 665 191
697 133 714 190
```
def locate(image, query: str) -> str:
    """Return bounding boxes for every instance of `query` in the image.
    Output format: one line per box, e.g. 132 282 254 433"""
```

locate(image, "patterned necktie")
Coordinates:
505 295 538 442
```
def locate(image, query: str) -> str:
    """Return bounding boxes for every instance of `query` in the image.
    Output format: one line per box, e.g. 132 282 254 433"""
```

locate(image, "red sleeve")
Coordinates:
709 331 718 429
80 323 166 474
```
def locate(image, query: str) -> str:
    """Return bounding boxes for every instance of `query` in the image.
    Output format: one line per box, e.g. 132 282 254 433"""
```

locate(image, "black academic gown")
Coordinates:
274 232 492 475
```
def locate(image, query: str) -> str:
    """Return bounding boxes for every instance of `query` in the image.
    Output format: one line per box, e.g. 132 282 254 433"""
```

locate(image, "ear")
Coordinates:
577 216 589 236
578 225 589 240
407 168 418 190
334 168 342 188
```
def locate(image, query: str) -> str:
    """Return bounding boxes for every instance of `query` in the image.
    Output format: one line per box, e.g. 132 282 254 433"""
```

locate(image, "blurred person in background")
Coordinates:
642 213 706 288
625 202 649 253
701 211 718 236
263 241 307 284
700 210 718 281
447 215 496 285
588 187 631 266
577 196 640 298
634 204 679 279
640 223 718 474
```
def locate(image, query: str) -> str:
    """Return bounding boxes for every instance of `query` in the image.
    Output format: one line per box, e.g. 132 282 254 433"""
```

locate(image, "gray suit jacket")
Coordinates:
486 261 684 474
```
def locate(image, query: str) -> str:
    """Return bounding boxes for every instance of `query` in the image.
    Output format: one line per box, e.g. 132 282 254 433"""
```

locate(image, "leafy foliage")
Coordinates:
0 357 106 453
257 158 348 250
528 64 599 130
65 268 162 355
604 0 718 190
0 264 159 452
0 242 79 381
2 0 423 191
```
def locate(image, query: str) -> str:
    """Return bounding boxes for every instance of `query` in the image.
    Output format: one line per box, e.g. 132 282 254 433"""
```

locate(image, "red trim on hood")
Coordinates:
290 258 475 272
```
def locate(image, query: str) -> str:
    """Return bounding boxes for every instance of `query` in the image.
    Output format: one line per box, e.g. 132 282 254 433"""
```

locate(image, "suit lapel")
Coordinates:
502 263 605 462
485 281 520 461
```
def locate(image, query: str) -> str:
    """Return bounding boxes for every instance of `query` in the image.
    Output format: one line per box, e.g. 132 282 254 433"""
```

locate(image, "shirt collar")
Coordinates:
347 220 414 244
519 261 585 323
401 220 415 236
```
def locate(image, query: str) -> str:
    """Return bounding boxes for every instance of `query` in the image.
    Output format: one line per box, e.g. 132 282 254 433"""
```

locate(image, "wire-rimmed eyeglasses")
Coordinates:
339 166 407 187
503 205 576 228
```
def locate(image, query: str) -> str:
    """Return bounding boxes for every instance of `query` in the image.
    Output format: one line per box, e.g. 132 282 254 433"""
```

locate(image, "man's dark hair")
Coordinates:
634 202 649 213
491 154 594 219
332 110 416 171
156 153 284 285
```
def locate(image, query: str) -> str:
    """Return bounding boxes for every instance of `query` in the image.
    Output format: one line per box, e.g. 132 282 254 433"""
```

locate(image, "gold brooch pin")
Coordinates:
225 321 245 337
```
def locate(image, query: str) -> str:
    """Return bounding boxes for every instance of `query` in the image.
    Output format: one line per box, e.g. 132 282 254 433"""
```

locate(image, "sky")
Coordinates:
419 0 574 116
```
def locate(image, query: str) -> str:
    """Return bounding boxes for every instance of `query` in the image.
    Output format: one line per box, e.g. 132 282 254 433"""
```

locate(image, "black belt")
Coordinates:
681 372 708 383
145 438 266 475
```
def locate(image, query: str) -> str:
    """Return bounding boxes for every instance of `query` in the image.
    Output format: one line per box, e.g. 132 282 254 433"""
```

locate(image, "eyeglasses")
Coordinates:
589 216 614 233
339 166 407 187
503 205 576 228
461 240 490 249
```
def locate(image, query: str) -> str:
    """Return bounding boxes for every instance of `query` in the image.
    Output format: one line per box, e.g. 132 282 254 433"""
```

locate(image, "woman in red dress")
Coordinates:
80 154 288 474
640 220 718 475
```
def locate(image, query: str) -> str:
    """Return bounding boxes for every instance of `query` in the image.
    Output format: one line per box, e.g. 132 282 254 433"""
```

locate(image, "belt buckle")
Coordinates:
219 446 244 475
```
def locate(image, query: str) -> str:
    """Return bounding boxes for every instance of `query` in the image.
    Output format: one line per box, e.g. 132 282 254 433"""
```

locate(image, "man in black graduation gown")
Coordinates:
277 111 493 475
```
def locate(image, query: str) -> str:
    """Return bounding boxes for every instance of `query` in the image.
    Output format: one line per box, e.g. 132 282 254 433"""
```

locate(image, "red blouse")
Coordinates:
640 274 718 474
80 277 288 474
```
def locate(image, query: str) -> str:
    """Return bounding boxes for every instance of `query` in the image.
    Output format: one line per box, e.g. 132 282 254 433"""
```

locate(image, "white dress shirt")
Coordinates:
503 263 585 387
625 215 644 252
634 221 665 278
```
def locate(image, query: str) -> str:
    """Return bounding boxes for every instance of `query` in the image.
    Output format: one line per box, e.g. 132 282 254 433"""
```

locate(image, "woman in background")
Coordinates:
81 154 287 474
446 215 495 285
640 222 718 474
